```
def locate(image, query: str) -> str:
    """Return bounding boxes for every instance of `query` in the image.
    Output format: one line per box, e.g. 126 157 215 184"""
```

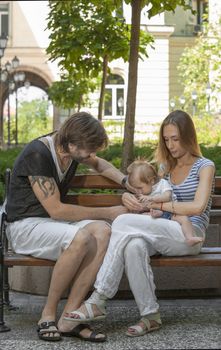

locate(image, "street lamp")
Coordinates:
12 56 19 69
179 96 186 110
191 90 197 115
2 56 24 146
169 99 175 111
0 35 7 53
205 83 212 114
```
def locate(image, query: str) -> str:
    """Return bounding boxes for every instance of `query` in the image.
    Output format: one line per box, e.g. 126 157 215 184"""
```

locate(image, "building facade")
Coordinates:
0 0 218 147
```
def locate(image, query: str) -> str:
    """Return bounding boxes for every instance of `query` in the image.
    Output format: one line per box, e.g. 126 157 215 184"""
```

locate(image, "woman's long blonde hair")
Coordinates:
155 110 201 174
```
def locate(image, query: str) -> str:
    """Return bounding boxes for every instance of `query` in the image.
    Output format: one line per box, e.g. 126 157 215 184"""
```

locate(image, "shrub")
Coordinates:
1 143 221 203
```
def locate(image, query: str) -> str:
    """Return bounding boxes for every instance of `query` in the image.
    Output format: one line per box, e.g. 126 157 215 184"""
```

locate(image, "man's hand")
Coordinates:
107 205 128 221
122 192 144 212
124 178 137 194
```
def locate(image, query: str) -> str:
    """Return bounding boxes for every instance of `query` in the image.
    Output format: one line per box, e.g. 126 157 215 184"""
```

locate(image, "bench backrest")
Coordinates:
64 174 221 209
3 169 221 209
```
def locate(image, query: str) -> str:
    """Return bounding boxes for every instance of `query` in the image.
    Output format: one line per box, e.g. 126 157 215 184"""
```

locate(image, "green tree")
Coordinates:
121 0 192 171
46 0 151 119
48 74 98 111
7 99 53 144
177 15 221 114
47 0 191 170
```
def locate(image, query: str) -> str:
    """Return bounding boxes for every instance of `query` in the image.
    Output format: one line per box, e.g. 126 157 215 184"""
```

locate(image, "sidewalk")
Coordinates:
0 292 220 349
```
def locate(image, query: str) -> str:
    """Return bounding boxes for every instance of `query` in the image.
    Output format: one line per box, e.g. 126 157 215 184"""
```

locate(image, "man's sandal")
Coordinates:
61 323 106 342
64 301 106 323
126 315 162 337
37 321 61 341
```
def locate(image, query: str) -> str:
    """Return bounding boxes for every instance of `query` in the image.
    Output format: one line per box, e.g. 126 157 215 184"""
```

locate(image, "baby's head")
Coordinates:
127 160 158 195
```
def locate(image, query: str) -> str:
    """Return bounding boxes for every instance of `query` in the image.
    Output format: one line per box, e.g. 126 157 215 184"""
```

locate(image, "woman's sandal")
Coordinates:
37 321 62 341
126 315 162 337
64 301 106 323
61 323 106 342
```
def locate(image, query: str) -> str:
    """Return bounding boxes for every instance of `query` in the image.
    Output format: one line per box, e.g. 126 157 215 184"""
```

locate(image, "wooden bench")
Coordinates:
0 170 221 332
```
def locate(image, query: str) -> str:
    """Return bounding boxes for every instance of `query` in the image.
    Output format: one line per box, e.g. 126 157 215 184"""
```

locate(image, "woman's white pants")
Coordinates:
94 214 203 317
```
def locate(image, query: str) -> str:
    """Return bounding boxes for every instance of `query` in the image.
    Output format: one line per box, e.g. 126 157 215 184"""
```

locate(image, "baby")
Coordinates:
127 160 204 246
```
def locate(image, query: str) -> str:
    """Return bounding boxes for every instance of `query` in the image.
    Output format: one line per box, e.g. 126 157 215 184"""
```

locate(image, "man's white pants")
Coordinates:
94 214 204 317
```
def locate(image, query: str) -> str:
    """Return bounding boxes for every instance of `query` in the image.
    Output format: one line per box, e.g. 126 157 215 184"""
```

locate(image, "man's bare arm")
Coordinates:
29 175 127 221
29 176 56 198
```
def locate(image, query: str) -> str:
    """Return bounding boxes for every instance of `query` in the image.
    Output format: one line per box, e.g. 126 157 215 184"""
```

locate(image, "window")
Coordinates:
196 0 208 26
0 4 9 37
104 74 125 119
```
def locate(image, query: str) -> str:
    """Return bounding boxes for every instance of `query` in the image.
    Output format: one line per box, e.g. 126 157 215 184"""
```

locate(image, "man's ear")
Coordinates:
151 177 156 185
68 143 77 152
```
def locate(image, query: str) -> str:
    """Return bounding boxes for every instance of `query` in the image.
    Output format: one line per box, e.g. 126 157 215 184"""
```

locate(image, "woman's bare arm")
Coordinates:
147 165 215 216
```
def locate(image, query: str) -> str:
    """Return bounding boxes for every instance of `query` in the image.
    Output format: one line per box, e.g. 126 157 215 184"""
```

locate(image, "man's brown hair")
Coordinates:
56 112 108 152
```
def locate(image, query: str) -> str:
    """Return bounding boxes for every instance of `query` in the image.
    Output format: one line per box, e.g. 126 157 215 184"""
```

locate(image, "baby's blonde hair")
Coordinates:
127 159 158 184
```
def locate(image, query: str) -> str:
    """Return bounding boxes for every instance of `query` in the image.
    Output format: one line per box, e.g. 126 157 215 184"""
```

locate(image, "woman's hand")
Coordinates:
122 192 144 212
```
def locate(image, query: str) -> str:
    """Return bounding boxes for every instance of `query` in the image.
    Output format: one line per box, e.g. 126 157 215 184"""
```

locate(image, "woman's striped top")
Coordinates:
165 157 215 232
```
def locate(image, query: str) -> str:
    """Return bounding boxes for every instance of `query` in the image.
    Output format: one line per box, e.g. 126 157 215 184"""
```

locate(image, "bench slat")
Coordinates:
65 194 122 207
5 254 55 267
69 174 122 189
151 253 221 267
4 247 221 267
69 174 221 193
215 176 221 193
65 193 221 209
212 195 221 208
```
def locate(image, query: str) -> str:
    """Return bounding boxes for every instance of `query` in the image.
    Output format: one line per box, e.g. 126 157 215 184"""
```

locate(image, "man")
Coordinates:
6 112 129 342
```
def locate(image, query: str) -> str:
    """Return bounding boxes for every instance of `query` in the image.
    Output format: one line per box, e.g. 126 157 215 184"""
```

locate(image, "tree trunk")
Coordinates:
98 54 109 121
121 0 142 173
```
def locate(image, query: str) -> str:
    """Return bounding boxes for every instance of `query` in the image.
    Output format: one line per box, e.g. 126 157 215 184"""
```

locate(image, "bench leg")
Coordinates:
3 266 18 311
3 266 10 306
0 264 10 332
0 220 10 332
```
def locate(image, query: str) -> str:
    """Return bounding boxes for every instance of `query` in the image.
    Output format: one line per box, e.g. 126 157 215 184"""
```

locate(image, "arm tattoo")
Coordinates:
30 176 56 198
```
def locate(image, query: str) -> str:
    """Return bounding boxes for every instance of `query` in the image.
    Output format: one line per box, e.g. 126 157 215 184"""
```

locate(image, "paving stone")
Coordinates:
0 292 220 349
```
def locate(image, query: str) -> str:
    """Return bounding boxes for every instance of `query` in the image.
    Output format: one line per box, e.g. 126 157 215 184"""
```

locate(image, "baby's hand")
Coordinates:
137 194 152 205
136 194 150 203
136 195 153 211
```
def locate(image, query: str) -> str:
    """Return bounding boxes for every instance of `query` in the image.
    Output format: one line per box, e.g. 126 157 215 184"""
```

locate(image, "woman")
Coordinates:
63 110 215 337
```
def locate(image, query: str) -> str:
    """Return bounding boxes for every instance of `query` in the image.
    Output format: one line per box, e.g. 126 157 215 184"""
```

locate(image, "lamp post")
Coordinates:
14 71 25 144
179 96 186 110
5 60 12 146
191 90 197 115
169 99 175 111
117 96 124 136
205 83 212 114
2 56 22 146
0 34 8 147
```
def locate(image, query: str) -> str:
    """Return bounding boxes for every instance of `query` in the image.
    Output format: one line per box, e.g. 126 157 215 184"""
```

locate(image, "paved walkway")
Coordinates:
0 292 220 349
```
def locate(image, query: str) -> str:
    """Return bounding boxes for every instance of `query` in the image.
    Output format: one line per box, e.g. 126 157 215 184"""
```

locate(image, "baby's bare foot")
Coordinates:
150 209 163 218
